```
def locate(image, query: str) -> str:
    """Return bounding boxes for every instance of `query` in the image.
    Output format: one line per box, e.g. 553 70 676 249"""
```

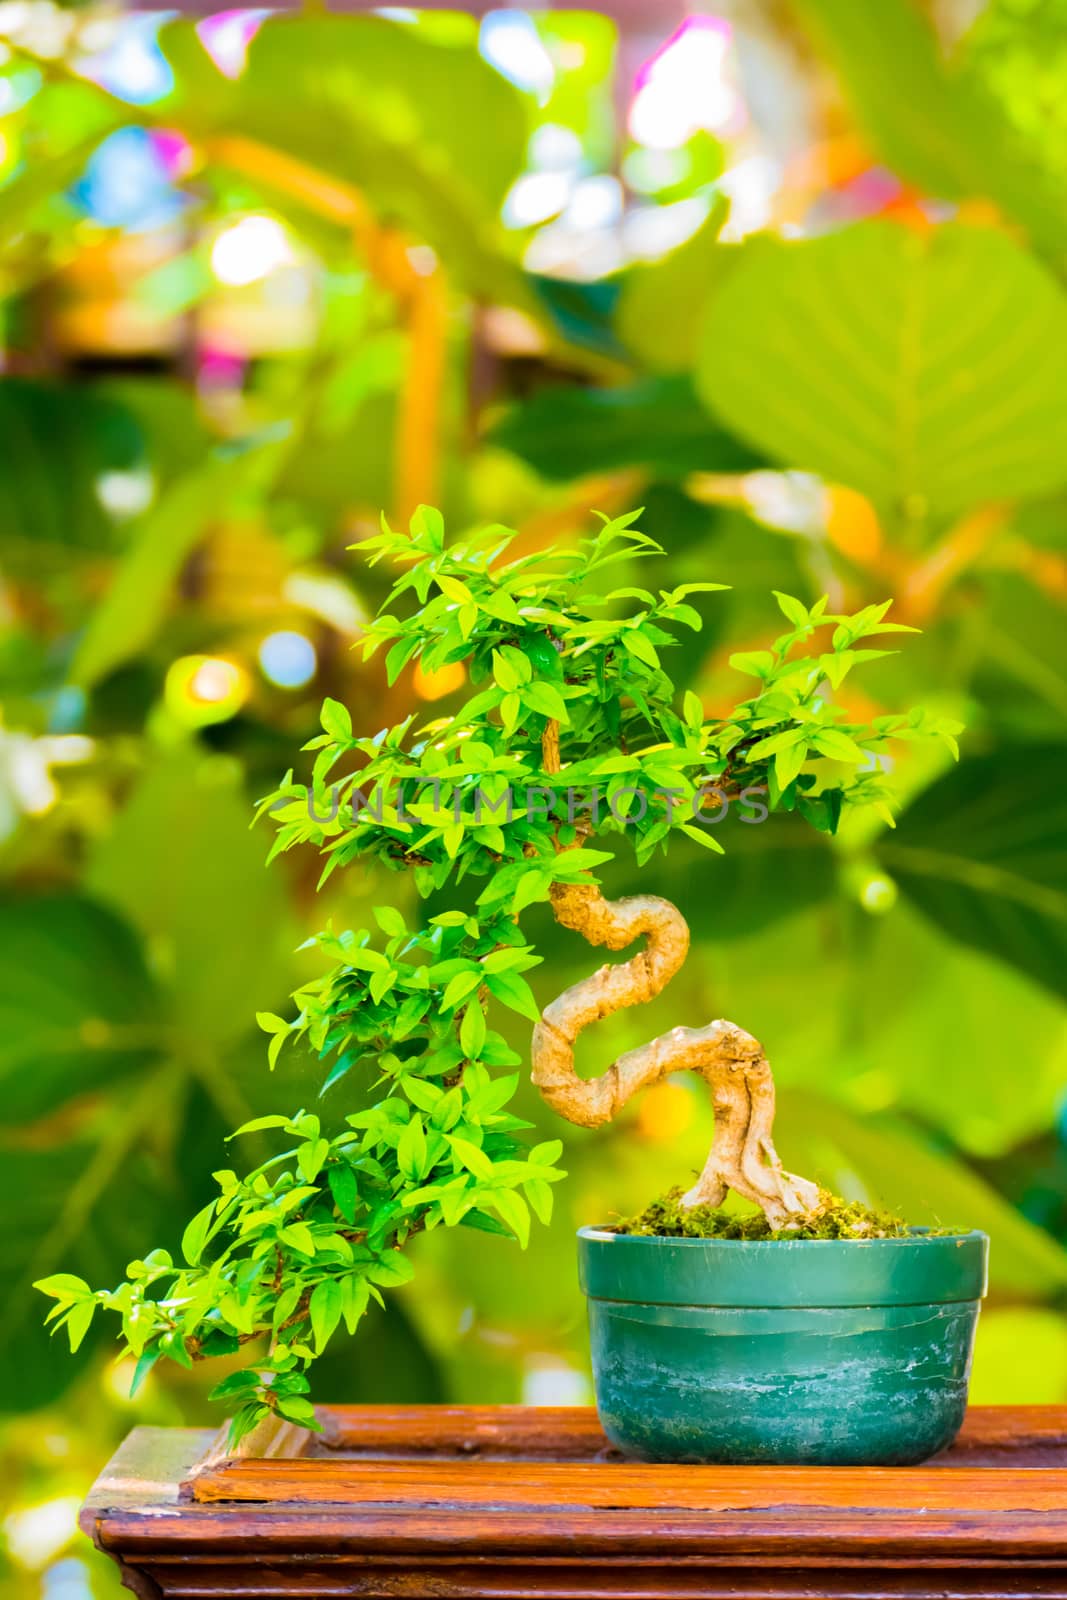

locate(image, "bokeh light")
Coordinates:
164 656 250 726
210 215 293 287
258 630 317 690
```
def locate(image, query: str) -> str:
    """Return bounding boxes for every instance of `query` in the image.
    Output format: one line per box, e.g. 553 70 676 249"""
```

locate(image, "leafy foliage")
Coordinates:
38 505 959 1441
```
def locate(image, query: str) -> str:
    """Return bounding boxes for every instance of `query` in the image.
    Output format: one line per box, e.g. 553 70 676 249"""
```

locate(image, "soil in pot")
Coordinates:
578 1194 989 1467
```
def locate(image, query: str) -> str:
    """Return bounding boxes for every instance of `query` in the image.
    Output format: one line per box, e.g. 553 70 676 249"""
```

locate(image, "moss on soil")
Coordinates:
613 1186 910 1240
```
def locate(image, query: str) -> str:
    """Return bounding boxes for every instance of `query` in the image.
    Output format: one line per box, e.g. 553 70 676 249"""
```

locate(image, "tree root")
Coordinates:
531 725 820 1229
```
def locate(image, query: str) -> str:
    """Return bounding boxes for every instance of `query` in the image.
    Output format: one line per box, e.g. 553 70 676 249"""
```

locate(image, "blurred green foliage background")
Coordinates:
1 0 1066 1594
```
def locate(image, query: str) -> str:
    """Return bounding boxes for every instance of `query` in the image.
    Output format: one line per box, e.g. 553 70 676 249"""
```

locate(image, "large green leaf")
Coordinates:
879 744 1067 1002
0 1132 174 1413
489 375 763 482
0 380 143 566
86 754 296 1044
791 0 1067 256
0 895 164 1126
157 16 529 303
698 222 1067 520
616 198 728 373
778 1090 1067 1297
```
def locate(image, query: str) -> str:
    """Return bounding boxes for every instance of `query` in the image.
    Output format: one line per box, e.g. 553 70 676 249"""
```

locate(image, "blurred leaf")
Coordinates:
970 1307 1067 1403
698 222 1067 519
489 375 762 482
792 0 1067 255
159 16 529 303
836 905 1067 1158
0 81 122 250
0 1127 169 1412
86 754 295 1044
70 445 277 689
300 1295 444 1402
880 743 1067 1001
779 1089 1067 1296
528 275 624 360
616 198 728 372
0 895 163 1126
0 381 142 565
613 814 836 940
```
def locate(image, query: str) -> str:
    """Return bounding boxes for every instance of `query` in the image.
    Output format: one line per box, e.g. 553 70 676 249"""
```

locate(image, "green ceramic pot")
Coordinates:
578 1226 989 1465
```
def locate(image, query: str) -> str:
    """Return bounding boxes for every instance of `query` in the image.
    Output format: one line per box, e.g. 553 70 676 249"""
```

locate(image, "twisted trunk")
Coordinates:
530 724 819 1229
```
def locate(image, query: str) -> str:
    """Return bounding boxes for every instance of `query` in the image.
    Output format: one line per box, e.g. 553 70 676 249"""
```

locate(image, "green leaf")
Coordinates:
321 698 353 740
698 223 1067 519
774 741 809 792
328 1163 359 1225
878 743 1067 1001
397 1115 429 1182
309 1278 343 1353
616 198 729 372
65 1300 96 1354
448 1136 494 1181
780 1089 1067 1296
373 905 407 939
521 681 569 722
159 16 529 304
297 1138 330 1183
279 1222 315 1256
488 375 763 482
679 823 725 854
71 452 266 688
486 969 542 1023
33 1274 91 1302
460 999 486 1058
791 0 1067 258
276 1396 322 1429
0 379 143 565
256 1013 290 1036
86 752 296 1045
181 1201 217 1267
0 895 164 1127
773 591 809 627
621 630 660 669
489 1188 530 1248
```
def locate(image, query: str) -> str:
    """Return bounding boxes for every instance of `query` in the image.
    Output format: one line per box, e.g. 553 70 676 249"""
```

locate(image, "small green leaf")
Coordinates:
181 1200 217 1267
486 969 541 1022
773 591 809 627
256 1012 290 1035
521 681 569 722
328 1163 359 1224
321 698 353 740
774 740 809 790
373 905 407 938
309 1279 343 1353
680 823 725 853
622 629 660 669
490 1188 530 1248
448 1135 494 1180
397 1115 429 1182
33 1274 90 1302
66 1300 96 1353
460 999 486 1057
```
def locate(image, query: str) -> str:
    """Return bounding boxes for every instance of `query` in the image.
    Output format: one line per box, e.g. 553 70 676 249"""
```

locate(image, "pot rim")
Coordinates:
577 1225 990 1308
578 1225 987 1246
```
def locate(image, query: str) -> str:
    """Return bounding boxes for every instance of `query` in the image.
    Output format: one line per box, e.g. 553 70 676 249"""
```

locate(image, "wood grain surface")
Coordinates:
80 1405 1067 1600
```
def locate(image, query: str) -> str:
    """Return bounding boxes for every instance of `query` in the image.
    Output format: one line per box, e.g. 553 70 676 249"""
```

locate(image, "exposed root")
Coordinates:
531 722 820 1229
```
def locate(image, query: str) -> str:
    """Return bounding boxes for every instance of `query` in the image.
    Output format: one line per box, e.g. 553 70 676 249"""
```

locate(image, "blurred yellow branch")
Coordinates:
395 262 448 521
900 503 1012 622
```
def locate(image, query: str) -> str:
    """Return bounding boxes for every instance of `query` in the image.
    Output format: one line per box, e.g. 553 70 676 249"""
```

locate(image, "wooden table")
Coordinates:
81 1404 1067 1598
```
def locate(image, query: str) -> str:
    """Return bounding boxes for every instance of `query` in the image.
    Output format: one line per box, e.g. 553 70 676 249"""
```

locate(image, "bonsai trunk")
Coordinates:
530 722 819 1230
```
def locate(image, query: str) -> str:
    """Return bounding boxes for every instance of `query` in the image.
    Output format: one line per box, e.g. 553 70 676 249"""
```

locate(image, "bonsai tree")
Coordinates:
36 508 960 1441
